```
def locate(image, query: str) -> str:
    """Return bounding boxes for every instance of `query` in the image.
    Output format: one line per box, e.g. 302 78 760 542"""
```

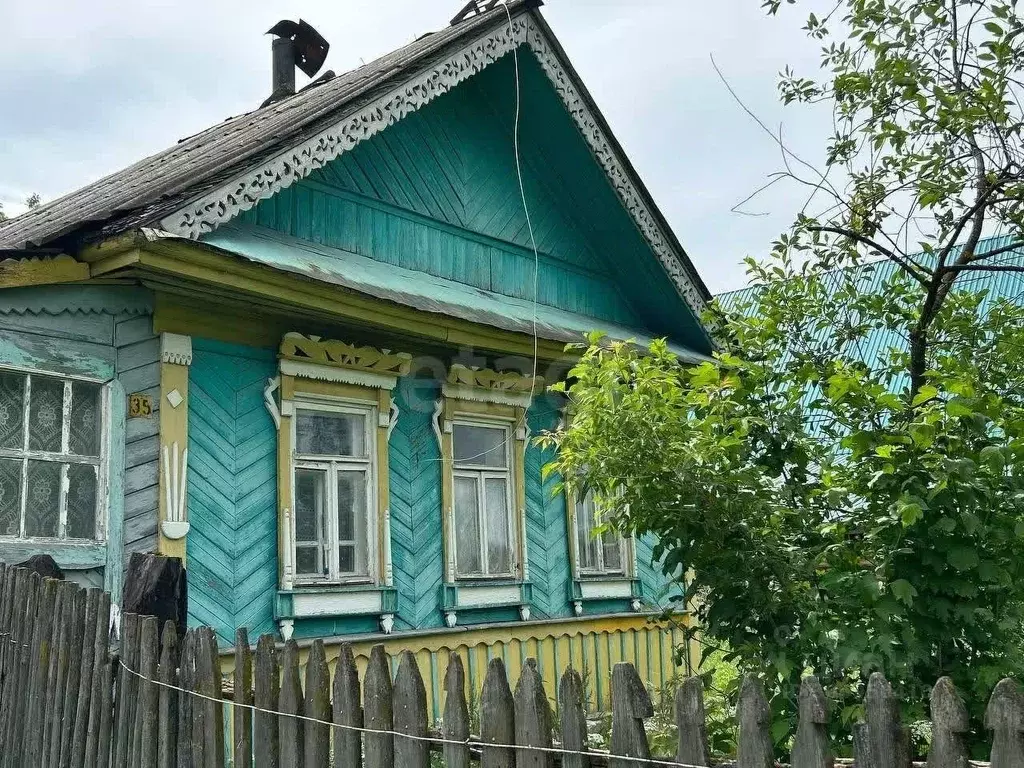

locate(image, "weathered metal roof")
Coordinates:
0 1 536 251
191 225 712 362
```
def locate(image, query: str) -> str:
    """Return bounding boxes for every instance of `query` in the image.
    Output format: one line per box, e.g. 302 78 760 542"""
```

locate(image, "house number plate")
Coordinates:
128 393 154 418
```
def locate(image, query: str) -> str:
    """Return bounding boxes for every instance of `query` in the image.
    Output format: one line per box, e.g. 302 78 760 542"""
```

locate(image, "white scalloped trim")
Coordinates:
157 12 705 316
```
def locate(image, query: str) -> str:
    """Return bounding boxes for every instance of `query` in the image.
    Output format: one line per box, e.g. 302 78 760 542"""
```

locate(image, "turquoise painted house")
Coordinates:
0 0 711 704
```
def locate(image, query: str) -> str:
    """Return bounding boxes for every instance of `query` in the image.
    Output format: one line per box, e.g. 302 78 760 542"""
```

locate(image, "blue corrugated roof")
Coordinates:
717 236 1024 370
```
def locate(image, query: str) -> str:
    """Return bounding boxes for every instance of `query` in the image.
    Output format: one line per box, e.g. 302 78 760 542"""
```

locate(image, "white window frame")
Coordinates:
574 490 630 578
289 396 377 585
451 417 516 580
0 366 109 544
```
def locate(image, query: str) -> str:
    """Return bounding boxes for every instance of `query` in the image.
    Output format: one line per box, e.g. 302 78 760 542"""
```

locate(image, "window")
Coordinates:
575 492 626 576
292 402 375 582
452 421 515 578
0 370 105 541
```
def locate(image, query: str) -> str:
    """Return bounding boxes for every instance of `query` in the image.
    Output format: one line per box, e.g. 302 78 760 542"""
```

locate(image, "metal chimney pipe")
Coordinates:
272 36 296 98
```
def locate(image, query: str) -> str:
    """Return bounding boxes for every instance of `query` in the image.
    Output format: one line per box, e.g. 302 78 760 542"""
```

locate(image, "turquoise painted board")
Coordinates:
186 338 278 643
388 376 445 631
234 51 706 350
525 398 573 620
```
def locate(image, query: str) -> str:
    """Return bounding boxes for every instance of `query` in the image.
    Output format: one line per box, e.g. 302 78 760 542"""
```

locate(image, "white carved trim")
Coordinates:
456 584 520 608
380 613 395 634
160 333 193 366
264 376 281 430
445 611 458 628
160 442 189 540
156 12 704 315
290 589 383 617
442 382 533 409
431 398 444 450
579 578 633 600
279 619 295 641
281 507 295 590
383 507 394 587
572 600 583 616
630 598 642 613
279 359 399 390
386 400 400 441
519 605 531 622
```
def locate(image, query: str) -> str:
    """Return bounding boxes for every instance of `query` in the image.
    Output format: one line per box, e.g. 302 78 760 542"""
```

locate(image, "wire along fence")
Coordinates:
2 562 1024 768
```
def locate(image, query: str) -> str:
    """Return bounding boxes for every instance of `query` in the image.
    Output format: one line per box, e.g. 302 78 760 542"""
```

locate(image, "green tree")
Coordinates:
544 0 1024 749
0 193 42 223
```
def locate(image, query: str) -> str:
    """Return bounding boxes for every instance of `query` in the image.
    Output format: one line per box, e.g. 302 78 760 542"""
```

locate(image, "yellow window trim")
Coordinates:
438 394 529 587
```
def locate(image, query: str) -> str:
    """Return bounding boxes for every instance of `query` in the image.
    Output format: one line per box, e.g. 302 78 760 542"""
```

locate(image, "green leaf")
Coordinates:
909 422 936 447
891 579 917 605
899 502 924 527
948 547 980 572
912 385 939 405
980 445 1005 472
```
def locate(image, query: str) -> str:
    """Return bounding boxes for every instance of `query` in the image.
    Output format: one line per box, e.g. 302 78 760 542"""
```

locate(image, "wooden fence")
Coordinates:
2 562 1024 768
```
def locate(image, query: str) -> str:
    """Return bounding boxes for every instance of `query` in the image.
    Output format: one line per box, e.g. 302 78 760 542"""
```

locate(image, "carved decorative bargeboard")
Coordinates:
157 12 705 316
280 333 412 377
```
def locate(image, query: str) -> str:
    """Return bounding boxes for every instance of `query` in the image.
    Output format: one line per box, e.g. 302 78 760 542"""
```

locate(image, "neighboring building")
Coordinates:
0 0 711 711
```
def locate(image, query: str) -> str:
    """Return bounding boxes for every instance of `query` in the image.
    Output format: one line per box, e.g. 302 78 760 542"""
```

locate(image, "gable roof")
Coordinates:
0 2 710 322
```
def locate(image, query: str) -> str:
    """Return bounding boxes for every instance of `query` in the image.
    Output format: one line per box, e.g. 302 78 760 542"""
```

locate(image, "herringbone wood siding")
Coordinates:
186 339 278 643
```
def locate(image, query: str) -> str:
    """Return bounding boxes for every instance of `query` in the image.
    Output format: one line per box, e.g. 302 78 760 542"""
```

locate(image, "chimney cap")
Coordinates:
267 19 330 79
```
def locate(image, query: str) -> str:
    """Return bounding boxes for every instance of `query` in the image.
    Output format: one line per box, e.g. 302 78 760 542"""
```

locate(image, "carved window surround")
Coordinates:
158 333 192 557
268 333 410 638
435 364 538 626
156 12 705 317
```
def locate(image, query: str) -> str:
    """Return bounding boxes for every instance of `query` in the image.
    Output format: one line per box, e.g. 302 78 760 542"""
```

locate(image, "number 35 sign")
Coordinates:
128 393 154 418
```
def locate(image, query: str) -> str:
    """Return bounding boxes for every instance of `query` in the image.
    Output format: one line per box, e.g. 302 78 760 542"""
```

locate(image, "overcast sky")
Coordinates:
0 0 834 294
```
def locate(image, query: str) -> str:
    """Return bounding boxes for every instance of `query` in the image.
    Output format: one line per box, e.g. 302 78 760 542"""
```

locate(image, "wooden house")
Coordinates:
0 0 713 709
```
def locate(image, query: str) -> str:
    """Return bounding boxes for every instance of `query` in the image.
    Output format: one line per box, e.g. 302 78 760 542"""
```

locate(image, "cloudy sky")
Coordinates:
0 0 833 294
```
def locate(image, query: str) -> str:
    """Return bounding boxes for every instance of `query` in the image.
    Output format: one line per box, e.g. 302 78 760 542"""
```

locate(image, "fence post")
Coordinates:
481 657 516 768
928 677 968 768
364 644 394 768
865 673 909 768
304 639 331 768
95 656 116 768
853 724 876 768
515 658 553 768
443 654 471 768
0 569 30 768
792 676 831 768
42 579 72 766
114 611 140 768
394 650 429 768
180 629 200 768
254 634 280 768
198 627 225 768
736 676 773 768
610 662 652 768
59 587 86 768
158 621 180 768
0 563 8 681
985 678 1024 768
69 588 101 768
333 643 362 768
279 638 305 768
82 591 111 768
558 668 590 768
234 628 253 768
23 576 58 767
675 677 710 768
136 617 160 768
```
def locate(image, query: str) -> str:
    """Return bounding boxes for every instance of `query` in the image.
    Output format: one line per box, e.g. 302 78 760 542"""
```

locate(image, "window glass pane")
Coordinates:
0 373 25 449
29 377 64 453
575 497 599 571
602 531 623 573
484 477 511 574
296 411 365 457
294 468 326 576
454 476 482 575
24 460 60 537
295 547 319 576
453 424 506 468
0 458 22 537
337 471 368 575
66 463 97 540
69 382 102 457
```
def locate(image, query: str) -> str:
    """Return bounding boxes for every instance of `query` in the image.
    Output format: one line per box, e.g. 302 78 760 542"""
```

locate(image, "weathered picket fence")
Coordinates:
3 562 1024 768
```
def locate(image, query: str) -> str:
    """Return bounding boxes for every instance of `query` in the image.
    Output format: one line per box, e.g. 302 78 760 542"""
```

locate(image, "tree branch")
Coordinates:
806 225 932 284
